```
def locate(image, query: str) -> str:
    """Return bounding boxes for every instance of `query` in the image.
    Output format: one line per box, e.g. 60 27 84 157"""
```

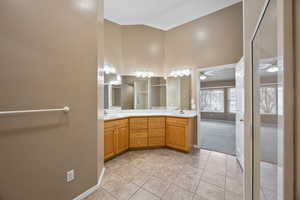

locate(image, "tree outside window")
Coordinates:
200 89 224 112
228 88 237 113
260 86 277 114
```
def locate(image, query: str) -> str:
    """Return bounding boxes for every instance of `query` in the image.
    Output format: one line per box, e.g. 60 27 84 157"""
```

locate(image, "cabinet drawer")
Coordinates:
116 119 129 128
149 128 165 137
166 117 188 126
104 121 116 129
130 117 148 129
132 136 148 147
149 137 165 146
149 117 165 128
131 129 148 137
130 118 148 129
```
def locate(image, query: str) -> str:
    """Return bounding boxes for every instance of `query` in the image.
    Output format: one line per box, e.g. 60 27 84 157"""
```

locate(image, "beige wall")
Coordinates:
104 21 165 75
295 1 300 199
122 25 165 75
104 20 123 73
165 3 243 101
0 1 103 200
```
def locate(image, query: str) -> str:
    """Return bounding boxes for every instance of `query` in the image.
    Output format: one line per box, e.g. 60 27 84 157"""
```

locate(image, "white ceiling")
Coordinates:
104 0 241 31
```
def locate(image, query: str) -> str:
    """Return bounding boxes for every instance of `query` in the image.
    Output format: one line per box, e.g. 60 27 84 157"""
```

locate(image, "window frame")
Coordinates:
227 87 237 114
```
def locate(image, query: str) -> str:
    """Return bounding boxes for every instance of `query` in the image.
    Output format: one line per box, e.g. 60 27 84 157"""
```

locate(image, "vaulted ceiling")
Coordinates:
104 0 241 30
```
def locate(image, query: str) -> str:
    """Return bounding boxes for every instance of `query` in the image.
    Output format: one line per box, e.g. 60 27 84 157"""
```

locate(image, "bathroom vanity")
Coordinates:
103 111 196 161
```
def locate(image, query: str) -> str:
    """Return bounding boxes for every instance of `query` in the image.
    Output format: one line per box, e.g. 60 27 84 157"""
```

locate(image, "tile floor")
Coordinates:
85 148 244 200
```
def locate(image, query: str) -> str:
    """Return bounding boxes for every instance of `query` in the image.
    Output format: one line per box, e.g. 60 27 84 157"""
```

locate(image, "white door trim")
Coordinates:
250 0 294 199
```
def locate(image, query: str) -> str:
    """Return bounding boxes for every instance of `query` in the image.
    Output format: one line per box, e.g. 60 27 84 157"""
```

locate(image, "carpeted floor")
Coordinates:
199 120 277 163
199 120 236 155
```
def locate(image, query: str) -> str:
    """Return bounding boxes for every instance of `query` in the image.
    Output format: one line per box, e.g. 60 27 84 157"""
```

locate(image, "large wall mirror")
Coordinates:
104 74 191 110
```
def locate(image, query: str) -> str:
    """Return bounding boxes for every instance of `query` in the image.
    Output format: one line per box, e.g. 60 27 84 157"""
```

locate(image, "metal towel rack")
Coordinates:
0 106 70 115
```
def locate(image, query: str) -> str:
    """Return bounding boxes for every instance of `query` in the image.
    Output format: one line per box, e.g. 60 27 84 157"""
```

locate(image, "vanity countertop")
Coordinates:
102 110 197 121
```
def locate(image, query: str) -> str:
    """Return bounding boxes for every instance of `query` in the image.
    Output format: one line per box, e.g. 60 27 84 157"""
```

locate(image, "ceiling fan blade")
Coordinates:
203 71 215 76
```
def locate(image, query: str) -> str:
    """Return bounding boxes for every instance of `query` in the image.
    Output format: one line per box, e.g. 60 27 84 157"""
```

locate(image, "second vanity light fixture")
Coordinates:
169 69 191 77
110 75 121 85
103 64 116 74
136 71 154 78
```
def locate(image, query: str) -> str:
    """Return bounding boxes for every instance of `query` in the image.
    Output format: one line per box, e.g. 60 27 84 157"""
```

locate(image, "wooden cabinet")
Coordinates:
166 117 194 152
104 119 129 160
104 115 195 160
129 117 148 148
116 126 129 154
104 127 116 160
166 125 186 149
148 117 165 147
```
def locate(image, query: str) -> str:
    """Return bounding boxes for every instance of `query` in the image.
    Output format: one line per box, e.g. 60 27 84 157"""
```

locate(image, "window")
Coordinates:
200 89 224 112
228 88 237 113
260 86 277 114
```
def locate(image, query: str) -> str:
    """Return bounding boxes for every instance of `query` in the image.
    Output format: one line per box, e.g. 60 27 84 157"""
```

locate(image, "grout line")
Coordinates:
193 149 211 197
141 186 163 200
127 186 143 200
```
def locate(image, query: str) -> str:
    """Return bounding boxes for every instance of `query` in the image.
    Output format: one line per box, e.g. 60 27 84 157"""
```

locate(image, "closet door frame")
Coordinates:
250 0 294 199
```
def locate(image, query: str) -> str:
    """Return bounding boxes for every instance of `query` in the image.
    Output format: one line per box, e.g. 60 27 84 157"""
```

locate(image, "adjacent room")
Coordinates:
198 66 237 156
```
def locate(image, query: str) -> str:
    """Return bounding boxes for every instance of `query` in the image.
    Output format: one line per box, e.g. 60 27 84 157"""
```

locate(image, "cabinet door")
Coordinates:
116 127 129 154
166 125 186 150
149 128 165 147
129 129 148 148
104 128 115 160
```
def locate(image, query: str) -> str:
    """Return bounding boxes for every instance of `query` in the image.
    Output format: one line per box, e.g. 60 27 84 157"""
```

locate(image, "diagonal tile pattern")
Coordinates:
85 148 244 200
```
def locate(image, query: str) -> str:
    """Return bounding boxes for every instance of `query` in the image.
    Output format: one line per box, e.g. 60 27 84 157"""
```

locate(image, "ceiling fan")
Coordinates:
199 70 217 80
258 57 279 73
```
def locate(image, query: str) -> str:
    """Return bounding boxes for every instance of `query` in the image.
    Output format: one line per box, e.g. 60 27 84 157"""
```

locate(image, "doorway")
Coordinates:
197 64 242 158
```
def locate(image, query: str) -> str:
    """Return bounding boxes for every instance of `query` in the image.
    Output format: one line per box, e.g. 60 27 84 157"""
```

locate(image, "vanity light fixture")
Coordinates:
110 80 121 85
136 71 154 78
109 75 122 85
169 69 191 77
103 64 116 74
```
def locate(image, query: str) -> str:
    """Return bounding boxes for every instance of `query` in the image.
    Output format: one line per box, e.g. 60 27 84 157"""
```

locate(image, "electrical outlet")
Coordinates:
66 169 75 182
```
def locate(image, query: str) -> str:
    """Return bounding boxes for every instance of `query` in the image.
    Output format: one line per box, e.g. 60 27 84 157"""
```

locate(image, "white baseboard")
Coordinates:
193 145 201 149
73 167 106 200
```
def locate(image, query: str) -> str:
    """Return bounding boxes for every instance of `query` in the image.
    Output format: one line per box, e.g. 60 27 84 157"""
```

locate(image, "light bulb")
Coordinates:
267 66 279 73
200 75 207 80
